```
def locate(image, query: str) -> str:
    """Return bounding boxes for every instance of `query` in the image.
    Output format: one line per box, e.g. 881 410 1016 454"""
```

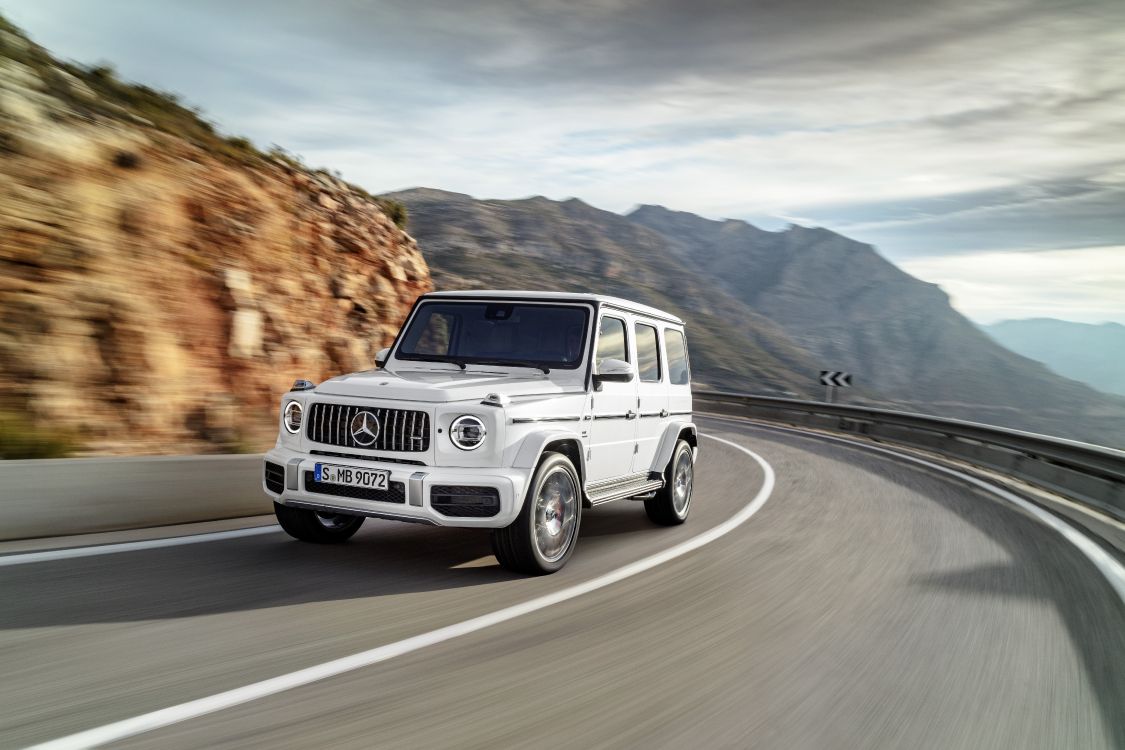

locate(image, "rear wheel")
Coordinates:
645 439 694 525
274 502 365 543
492 452 582 575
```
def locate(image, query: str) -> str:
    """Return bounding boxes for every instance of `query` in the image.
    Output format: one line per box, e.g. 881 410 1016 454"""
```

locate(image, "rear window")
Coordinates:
635 323 662 382
665 328 690 385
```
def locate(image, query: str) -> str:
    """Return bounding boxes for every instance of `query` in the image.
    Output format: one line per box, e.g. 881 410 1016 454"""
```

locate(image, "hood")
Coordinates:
314 367 583 403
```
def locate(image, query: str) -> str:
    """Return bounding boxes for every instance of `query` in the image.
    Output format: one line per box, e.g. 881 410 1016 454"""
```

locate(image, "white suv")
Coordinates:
263 290 696 574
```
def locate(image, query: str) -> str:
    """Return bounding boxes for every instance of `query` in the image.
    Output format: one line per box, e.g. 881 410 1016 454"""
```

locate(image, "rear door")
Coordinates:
586 314 638 482
664 327 692 420
632 320 668 473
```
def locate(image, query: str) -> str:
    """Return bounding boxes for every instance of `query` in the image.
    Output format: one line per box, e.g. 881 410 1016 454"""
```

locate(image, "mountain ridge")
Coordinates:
386 187 826 396
391 188 1125 447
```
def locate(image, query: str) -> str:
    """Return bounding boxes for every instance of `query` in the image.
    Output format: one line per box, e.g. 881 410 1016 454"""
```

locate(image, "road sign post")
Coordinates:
819 371 852 402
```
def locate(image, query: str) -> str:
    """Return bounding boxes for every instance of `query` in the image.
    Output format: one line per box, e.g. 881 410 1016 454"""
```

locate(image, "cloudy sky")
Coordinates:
6 0 1124 323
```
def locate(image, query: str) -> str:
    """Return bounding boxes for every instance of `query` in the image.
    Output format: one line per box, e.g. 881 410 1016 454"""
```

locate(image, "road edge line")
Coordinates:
0 526 281 567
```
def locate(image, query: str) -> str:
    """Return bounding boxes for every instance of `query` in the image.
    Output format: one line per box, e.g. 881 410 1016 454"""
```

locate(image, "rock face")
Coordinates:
0 21 430 455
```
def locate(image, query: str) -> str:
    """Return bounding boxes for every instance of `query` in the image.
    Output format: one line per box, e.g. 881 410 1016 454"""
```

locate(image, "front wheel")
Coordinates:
645 439 694 525
274 502 365 543
492 452 582 575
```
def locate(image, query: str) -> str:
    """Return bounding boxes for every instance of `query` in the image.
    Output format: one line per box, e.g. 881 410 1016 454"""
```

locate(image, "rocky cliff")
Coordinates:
0 19 430 456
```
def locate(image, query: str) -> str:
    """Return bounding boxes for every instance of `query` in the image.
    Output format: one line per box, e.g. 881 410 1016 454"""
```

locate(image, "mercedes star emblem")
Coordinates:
349 410 380 446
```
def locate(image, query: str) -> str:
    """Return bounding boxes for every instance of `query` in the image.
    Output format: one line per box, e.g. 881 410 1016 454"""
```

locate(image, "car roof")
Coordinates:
422 290 684 325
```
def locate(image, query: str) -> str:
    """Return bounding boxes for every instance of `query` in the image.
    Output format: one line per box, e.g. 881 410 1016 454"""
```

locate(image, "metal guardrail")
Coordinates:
0 454 269 541
695 391 1125 521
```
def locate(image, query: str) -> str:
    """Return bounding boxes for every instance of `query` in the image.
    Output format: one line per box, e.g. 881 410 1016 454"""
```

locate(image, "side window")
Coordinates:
596 316 628 366
665 328 690 385
635 323 661 382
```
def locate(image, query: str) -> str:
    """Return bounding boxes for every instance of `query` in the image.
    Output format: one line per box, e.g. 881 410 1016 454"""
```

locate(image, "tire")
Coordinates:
274 502 365 543
492 452 583 575
645 439 694 526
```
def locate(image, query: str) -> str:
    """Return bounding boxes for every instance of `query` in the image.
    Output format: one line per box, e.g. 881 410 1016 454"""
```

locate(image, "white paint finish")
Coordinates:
0 526 280 568
27 433 774 750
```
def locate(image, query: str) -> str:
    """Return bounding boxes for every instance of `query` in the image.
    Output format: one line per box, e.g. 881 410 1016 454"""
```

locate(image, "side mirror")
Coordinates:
375 347 390 368
593 358 634 389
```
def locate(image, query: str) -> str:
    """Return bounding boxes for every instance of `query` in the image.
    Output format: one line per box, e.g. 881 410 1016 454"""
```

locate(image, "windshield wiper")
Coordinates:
406 356 466 369
469 359 551 374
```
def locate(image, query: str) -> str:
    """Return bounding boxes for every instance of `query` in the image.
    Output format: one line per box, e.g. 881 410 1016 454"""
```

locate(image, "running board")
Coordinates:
586 477 664 506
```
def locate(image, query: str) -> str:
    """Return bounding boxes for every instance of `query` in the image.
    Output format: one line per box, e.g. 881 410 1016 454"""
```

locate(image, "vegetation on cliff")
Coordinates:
0 14 407 228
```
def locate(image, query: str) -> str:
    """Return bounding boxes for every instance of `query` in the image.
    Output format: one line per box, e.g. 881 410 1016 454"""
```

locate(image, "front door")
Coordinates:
585 314 638 483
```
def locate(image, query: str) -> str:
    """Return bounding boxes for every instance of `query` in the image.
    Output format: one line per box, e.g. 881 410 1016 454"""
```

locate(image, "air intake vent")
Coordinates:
306 403 430 452
303 471 406 504
264 461 284 494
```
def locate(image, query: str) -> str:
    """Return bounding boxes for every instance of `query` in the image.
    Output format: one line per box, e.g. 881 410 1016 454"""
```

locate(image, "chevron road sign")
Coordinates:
820 371 852 387
820 371 852 402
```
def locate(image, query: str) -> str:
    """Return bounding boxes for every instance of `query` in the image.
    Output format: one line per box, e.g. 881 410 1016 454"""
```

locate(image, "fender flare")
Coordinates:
650 421 697 473
512 427 588 481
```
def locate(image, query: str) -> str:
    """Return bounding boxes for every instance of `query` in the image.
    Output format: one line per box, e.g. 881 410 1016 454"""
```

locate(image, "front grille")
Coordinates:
264 461 284 494
306 403 429 452
303 471 406 504
430 485 500 518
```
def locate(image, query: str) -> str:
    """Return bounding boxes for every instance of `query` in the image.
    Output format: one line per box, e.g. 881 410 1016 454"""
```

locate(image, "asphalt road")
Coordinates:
2 417 1123 749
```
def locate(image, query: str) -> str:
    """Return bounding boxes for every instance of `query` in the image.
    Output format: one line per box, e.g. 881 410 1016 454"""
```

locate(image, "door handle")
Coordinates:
660 409 669 418
625 410 637 420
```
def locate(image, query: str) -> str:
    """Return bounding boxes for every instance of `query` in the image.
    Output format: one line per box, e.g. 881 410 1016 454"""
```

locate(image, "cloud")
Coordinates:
901 246 1125 324
3 0 1124 322
812 175 1125 258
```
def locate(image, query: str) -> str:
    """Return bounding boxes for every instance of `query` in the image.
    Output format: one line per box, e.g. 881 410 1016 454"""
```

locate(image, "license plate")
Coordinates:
314 463 389 490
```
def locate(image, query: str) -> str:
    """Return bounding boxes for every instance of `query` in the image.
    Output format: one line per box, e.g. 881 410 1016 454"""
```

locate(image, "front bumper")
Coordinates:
263 446 531 528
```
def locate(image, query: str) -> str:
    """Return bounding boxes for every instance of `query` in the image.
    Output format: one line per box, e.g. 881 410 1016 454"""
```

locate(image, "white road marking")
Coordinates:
705 414 1125 604
0 526 280 567
27 434 773 750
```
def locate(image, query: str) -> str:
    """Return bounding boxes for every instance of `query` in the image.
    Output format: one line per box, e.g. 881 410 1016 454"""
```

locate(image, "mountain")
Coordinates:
627 205 1125 443
387 188 823 396
390 190 1125 447
0 16 430 456
984 319 1125 397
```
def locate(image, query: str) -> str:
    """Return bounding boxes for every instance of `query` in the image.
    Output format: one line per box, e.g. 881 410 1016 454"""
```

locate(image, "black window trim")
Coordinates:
634 320 663 383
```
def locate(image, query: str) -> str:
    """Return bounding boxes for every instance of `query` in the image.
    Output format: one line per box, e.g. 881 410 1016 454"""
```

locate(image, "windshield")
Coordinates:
395 301 590 370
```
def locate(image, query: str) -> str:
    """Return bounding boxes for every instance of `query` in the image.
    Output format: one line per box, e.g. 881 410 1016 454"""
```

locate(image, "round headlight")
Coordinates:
283 401 303 434
449 415 487 451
